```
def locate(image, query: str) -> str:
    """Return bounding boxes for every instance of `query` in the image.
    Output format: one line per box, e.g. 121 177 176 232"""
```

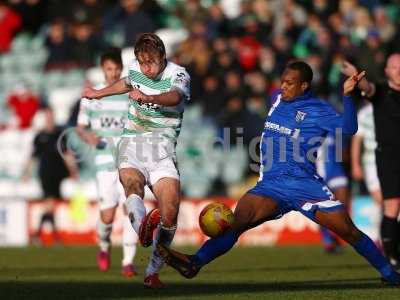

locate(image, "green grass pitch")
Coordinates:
0 245 399 299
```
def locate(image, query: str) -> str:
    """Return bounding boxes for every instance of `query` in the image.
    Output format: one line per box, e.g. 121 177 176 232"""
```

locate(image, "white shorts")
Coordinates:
117 136 179 186
363 162 381 193
96 170 125 210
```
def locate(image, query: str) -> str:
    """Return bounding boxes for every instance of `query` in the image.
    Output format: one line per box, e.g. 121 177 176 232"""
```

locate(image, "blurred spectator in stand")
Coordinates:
22 107 79 245
198 74 224 120
205 3 229 40
218 95 263 146
69 20 104 69
103 0 156 47
44 19 72 70
355 30 386 82
7 84 40 129
176 0 208 29
44 0 72 23
373 6 395 44
0 0 22 53
69 0 109 31
11 0 46 36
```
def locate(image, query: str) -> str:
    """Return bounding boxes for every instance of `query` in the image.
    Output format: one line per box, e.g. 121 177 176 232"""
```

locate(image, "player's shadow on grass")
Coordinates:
0 279 393 299
210 263 371 274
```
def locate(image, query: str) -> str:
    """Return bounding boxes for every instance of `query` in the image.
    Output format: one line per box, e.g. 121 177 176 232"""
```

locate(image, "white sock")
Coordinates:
125 194 146 235
146 222 176 276
122 214 138 266
97 219 113 252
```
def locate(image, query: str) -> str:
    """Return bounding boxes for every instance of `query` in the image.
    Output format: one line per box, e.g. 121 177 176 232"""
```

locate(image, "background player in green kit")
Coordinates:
77 49 138 278
82 33 191 288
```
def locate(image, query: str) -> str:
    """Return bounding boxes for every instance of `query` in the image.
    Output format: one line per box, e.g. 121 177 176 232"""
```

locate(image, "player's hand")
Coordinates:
129 89 149 103
86 132 101 146
343 71 366 96
351 164 364 181
82 87 99 100
341 61 358 77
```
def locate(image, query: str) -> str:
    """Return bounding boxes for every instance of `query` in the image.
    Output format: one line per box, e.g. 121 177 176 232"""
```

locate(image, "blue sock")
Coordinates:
353 232 399 283
193 231 239 267
320 226 337 246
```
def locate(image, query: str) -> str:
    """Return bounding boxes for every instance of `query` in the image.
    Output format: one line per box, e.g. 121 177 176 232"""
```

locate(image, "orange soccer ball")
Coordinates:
199 203 235 238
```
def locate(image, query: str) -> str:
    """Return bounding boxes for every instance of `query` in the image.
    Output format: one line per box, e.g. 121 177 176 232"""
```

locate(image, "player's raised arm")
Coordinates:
82 77 132 100
128 89 182 107
127 69 190 107
342 61 375 98
318 72 364 135
339 71 366 135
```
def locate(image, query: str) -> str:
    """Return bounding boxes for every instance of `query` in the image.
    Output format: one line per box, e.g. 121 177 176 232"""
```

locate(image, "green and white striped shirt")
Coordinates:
357 104 377 165
78 83 129 171
123 60 191 144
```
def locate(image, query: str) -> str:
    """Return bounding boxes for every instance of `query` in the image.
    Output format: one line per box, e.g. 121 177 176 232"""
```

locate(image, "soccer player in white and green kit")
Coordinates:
82 33 190 288
77 49 138 278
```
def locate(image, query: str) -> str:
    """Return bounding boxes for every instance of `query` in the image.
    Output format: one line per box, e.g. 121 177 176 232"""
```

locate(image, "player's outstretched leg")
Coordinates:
121 214 138 277
314 209 400 285
320 226 342 253
159 193 280 279
120 168 153 246
96 206 116 272
144 178 179 288
97 219 112 271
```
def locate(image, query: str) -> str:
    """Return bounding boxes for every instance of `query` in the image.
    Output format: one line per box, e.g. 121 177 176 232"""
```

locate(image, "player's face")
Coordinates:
137 52 165 79
385 54 400 87
280 69 308 101
101 59 122 85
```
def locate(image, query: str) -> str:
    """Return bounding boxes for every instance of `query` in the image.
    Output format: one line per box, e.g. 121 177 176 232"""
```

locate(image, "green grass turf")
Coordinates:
0 245 399 300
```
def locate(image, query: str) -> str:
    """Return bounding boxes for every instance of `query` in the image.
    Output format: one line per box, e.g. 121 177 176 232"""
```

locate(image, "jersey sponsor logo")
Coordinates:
264 121 292 135
100 116 125 128
138 102 160 111
295 111 307 122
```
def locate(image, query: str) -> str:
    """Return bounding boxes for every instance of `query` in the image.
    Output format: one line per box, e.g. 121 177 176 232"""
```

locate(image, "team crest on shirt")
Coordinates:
295 111 307 122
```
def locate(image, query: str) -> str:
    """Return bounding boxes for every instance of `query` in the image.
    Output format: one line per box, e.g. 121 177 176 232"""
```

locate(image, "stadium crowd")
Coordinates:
0 0 399 198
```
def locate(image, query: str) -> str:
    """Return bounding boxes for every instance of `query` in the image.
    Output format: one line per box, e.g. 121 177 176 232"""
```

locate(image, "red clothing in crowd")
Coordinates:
0 4 22 53
8 93 39 129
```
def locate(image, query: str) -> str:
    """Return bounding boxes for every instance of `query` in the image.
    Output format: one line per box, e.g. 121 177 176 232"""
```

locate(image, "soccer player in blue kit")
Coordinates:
317 132 351 253
156 61 400 284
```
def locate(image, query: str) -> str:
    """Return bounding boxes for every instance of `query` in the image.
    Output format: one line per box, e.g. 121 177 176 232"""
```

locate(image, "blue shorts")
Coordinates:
248 174 344 221
318 157 348 192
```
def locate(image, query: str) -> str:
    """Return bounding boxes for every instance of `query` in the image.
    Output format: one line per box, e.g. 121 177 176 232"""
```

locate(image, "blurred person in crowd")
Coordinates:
7 83 40 129
44 19 72 70
355 30 386 82
77 48 138 278
218 95 264 146
159 62 400 286
342 55 400 268
0 0 21 53
373 6 395 44
44 0 72 23
175 0 208 29
103 0 156 47
11 0 45 35
69 20 104 69
199 74 224 118
22 107 79 245
351 102 382 204
69 0 108 31
82 33 190 289
205 3 229 40
317 132 351 253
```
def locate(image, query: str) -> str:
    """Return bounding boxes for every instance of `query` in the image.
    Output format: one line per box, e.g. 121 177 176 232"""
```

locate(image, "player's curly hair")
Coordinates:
286 61 313 84
134 33 166 59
